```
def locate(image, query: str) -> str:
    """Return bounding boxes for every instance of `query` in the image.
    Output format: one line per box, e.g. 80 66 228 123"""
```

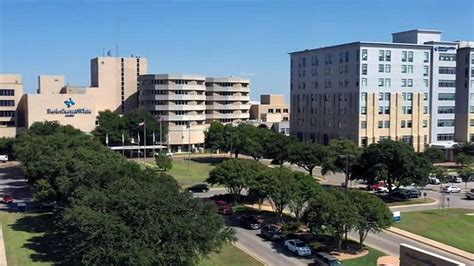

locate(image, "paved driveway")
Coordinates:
0 162 31 210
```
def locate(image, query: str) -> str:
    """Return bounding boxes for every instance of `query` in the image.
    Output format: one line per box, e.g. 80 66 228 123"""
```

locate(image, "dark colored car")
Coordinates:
314 252 344 265
393 188 421 199
2 195 14 204
260 225 284 241
240 215 261 230
187 184 210 193
215 200 233 215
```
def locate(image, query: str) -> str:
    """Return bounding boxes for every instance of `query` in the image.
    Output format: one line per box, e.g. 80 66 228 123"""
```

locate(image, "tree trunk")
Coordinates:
358 230 364 249
309 167 313 177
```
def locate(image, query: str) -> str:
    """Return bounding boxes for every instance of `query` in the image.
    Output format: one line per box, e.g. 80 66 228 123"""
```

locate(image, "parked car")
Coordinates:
405 188 421 198
0 155 8 163
240 215 261 230
465 189 474 200
260 225 284 241
186 183 209 193
441 185 462 193
314 252 344 266
214 200 233 215
375 184 396 193
447 175 462 183
2 195 13 204
284 239 312 256
428 176 440 185
371 181 386 191
468 175 474 182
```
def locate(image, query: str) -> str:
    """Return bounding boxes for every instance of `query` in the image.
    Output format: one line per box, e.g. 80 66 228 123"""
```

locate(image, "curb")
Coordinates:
388 198 438 209
0 223 7 266
232 242 268 266
385 227 474 261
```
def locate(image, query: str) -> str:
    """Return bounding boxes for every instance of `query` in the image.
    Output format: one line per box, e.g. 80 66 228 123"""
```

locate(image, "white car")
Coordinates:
0 155 8 163
376 185 396 193
441 185 461 193
283 239 311 256
428 176 440 185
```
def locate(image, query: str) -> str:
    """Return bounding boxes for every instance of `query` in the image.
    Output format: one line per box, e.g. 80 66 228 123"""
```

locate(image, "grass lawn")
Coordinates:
166 157 226 188
198 244 262 266
394 208 474 253
343 247 386 266
0 212 52 266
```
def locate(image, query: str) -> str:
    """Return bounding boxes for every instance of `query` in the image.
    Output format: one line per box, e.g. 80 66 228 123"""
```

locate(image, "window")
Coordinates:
439 67 456 74
424 52 429 63
385 78 391 87
402 79 407 87
439 54 456 61
407 120 412 128
423 106 428 114
402 136 413 145
407 79 413 87
438 119 455 127
361 107 367 114
438 106 455 114
402 51 407 62
423 93 428 101
361 78 367 87
402 106 412 114
378 121 383 128
362 64 367 75
361 137 368 147
385 50 391 61
401 65 407 73
0 100 14 107
408 65 413 73
423 79 429 87
361 121 367 129
361 92 367 101
423 66 429 76
470 106 474 114
339 52 344 63
408 51 414 62
385 65 391 73
362 49 368 61
423 120 428 128
345 51 349 62
379 92 390 101
439 80 456 87
379 64 385 73
437 134 454 141
378 78 384 87
379 50 385 61
438 93 455 101
401 120 406 128
378 106 390 115
0 111 15 117
0 89 14 96
384 121 390 128
470 119 474 127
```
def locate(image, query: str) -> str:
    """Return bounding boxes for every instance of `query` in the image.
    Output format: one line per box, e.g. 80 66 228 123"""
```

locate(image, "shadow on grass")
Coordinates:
9 212 66 264
190 157 228 166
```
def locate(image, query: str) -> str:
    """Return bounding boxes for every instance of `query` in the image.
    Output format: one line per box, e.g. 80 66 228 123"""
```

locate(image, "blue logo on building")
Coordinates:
64 98 75 108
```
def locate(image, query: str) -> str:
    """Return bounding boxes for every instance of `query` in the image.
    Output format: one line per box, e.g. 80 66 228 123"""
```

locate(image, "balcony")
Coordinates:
151 84 206 91
205 113 250 119
205 95 250 101
146 104 206 111
205 85 250 93
163 114 206 121
206 103 251 110
140 94 206 101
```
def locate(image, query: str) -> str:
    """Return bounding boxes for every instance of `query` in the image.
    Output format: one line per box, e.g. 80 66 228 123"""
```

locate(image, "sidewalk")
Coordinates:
386 227 474 261
0 224 7 266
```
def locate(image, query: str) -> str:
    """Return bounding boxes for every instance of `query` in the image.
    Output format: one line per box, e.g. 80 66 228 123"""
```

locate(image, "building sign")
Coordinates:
46 97 93 117
434 46 456 52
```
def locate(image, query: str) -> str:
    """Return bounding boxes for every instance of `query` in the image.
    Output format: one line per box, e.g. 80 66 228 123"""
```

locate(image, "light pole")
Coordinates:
338 154 354 196
188 123 191 174
143 119 147 164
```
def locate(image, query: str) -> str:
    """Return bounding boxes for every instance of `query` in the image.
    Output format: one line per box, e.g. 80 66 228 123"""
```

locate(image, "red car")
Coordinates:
371 181 386 191
2 196 14 204
215 200 233 215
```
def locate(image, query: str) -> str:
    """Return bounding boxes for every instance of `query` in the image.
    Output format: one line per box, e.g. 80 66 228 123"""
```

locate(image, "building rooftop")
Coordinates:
391 29 443 35
289 41 430 55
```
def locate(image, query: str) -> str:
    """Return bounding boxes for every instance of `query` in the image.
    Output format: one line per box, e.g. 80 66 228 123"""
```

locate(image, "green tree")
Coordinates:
351 139 431 197
422 147 445 165
61 173 235 265
455 153 473 188
322 139 362 181
288 142 327 176
92 110 128 145
0 137 15 157
206 159 264 202
155 152 172 171
304 189 356 250
349 190 393 248
124 110 166 146
288 172 321 220
262 167 295 219
205 122 226 152
263 133 292 166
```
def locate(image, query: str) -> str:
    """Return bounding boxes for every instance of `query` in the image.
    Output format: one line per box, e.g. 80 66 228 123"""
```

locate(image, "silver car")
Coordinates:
284 239 311 256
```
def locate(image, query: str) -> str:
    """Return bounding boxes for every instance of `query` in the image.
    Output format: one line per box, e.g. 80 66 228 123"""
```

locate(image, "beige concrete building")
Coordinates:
19 56 148 132
205 77 251 124
0 74 24 137
454 45 474 142
250 94 290 123
138 74 207 152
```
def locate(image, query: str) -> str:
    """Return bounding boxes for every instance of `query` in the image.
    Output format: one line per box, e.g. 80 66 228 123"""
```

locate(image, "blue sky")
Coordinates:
1 0 473 101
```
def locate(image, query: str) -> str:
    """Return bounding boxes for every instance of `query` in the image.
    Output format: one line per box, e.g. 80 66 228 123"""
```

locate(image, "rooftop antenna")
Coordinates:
102 48 105 57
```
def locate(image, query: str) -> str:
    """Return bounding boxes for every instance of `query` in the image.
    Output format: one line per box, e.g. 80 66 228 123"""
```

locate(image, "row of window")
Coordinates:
0 111 15 117
360 119 429 129
362 64 429 76
0 100 14 107
0 89 14 96
267 108 289 113
360 92 427 102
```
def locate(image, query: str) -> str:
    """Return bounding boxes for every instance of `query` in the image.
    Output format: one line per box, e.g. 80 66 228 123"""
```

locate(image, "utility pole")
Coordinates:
143 119 147 164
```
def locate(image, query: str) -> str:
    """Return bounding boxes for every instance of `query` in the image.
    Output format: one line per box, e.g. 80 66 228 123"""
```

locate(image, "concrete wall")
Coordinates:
0 74 23 137
37 75 65 94
454 47 474 141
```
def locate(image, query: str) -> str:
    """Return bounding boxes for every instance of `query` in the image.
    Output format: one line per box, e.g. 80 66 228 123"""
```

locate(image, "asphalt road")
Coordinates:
0 162 31 210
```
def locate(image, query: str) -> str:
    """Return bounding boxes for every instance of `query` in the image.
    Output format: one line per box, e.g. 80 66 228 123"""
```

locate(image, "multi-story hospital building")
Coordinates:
290 29 473 152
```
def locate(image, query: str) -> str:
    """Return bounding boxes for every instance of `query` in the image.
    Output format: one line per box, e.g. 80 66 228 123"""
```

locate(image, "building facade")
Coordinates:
19 56 148 133
290 31 441 151
250 94 290 123
205 77 251 124
138 75 251 152
454 46 474 142
0 74 24 137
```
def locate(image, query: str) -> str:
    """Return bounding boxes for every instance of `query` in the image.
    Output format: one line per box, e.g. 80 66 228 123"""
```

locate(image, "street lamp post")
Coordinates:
339 154 354 196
